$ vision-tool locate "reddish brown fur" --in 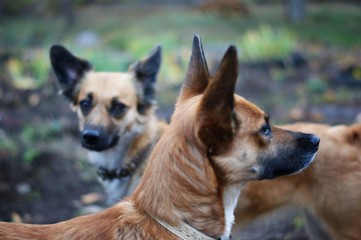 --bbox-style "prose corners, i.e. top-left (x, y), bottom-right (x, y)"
top-left (0, 201), bottom-right (174, 240)
top-left (50, 44), bottom-right (360, 240)
top-left (234, 123), bottom-right (361, 240)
